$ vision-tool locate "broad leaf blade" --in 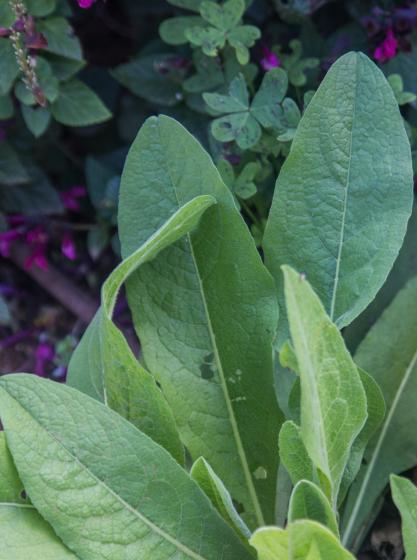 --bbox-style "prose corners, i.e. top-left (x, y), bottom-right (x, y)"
top-left (0, 375), bottom-right (254, 560)
top-left (342, 276), bottom-right (417, 550)
top-left (391, 475), bottom-right (417, 559)
top-left (279, 420), bottom-right (315, 486)
top-left (68, 196), bottom-right (216, 463)
top-left (118, 115), bottom-right (282, 526)
top-left (283, 266), bottom-right (367, 505)
top-left (264, 52), bottom-right (413, 345)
